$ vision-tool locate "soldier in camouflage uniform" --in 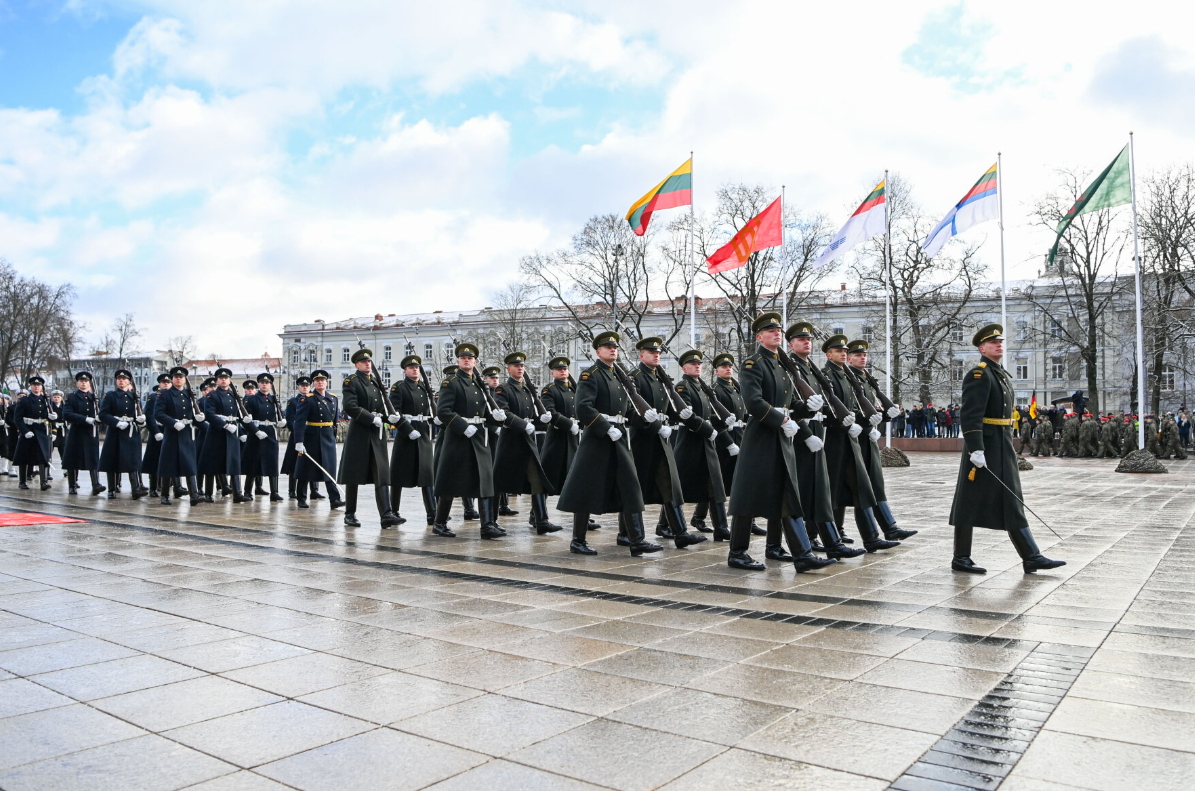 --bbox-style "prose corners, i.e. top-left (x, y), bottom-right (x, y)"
top-left (1032, 417), bottom-right (1053, 457)
top-left (1159, 417), bottom-right (1187, 460)
top-left (1120, 416), bottom-right (1139, 456)
top-left (1144, 417), bottom-right (1162, 457)
top-left (1058, 413), bottom-right (1081, 457)
top-left (1078, 413), bottom-right (1101, 457)
top-left (1018, 413), bottom-right (1033, 456)
top-left (1099, 415), bottom-right (1121, 458)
